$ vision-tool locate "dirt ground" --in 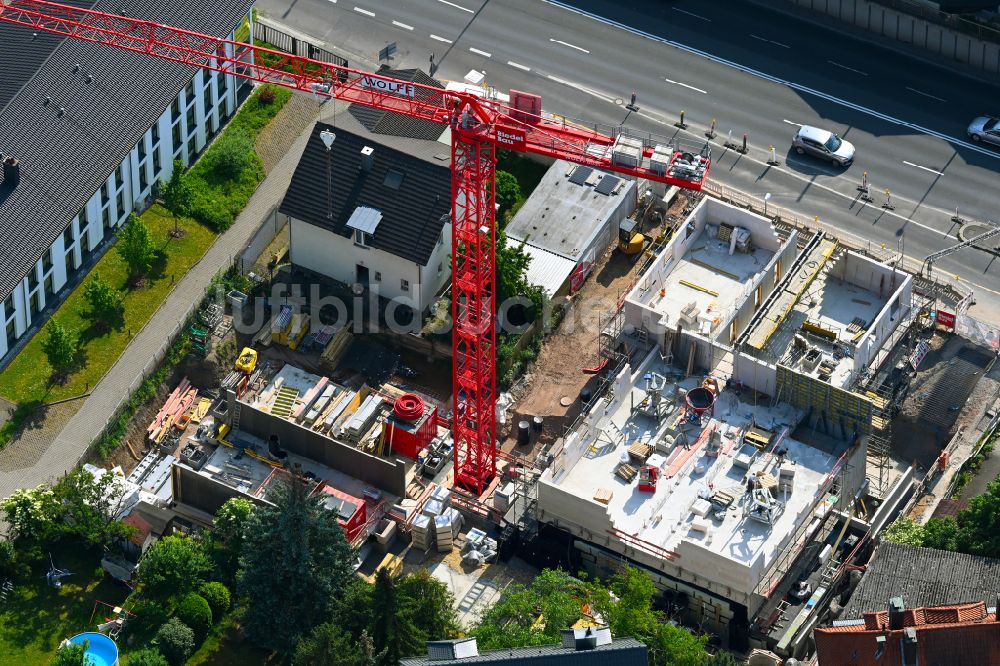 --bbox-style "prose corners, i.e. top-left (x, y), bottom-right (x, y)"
top-left (508, 193), bottom-right (693, 451)
top-left (892, 332), bottom-right (999, 469)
